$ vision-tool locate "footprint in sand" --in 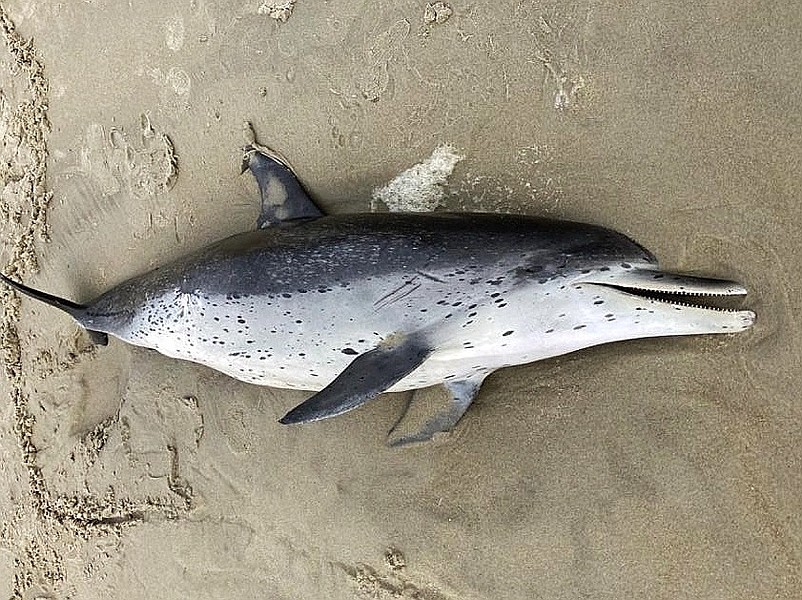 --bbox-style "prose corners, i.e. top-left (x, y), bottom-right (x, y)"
top-left (355, 19), bottom-right (411, 102)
